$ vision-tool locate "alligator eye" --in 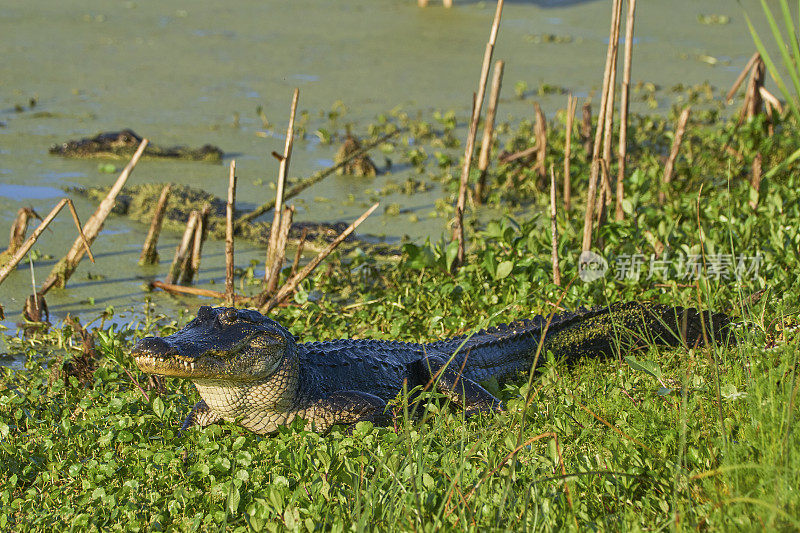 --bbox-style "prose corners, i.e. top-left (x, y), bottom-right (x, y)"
top-left (220, 308), bottom-right (239, 325)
